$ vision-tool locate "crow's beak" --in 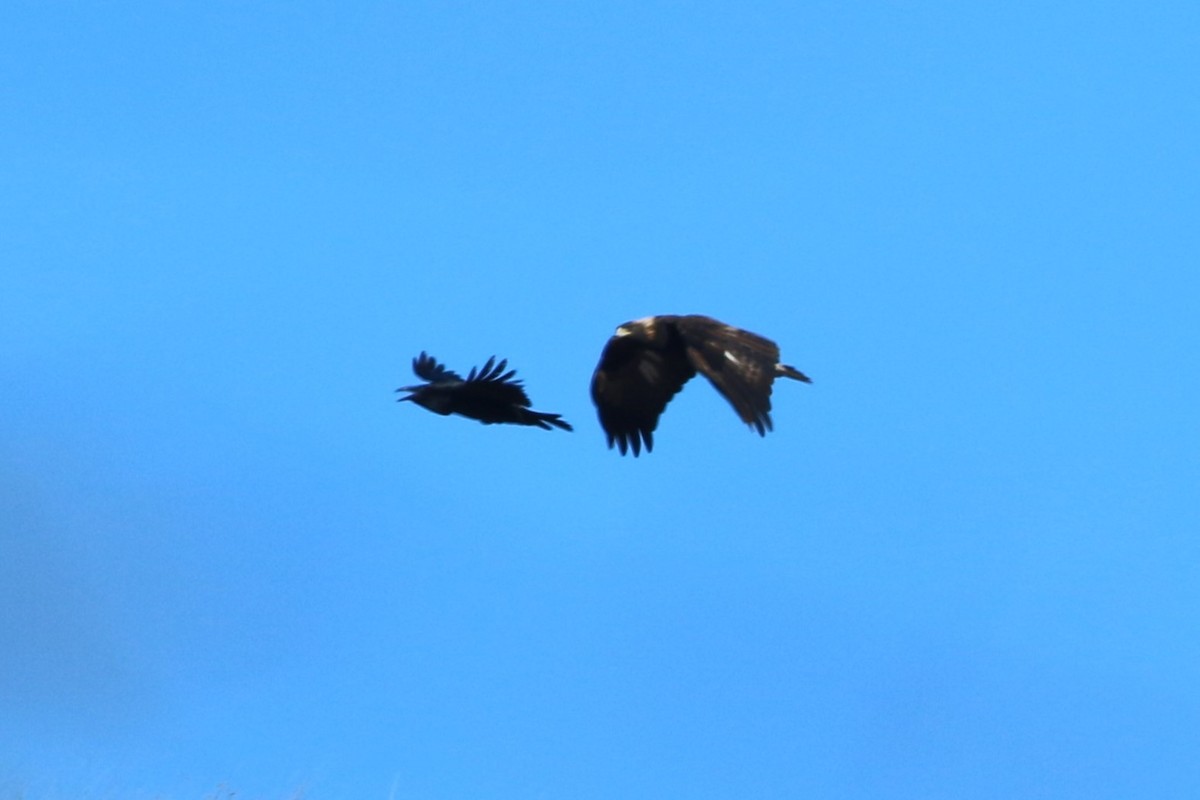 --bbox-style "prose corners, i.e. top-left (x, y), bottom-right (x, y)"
top-left (395, 386), bottom-right (418, 400)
